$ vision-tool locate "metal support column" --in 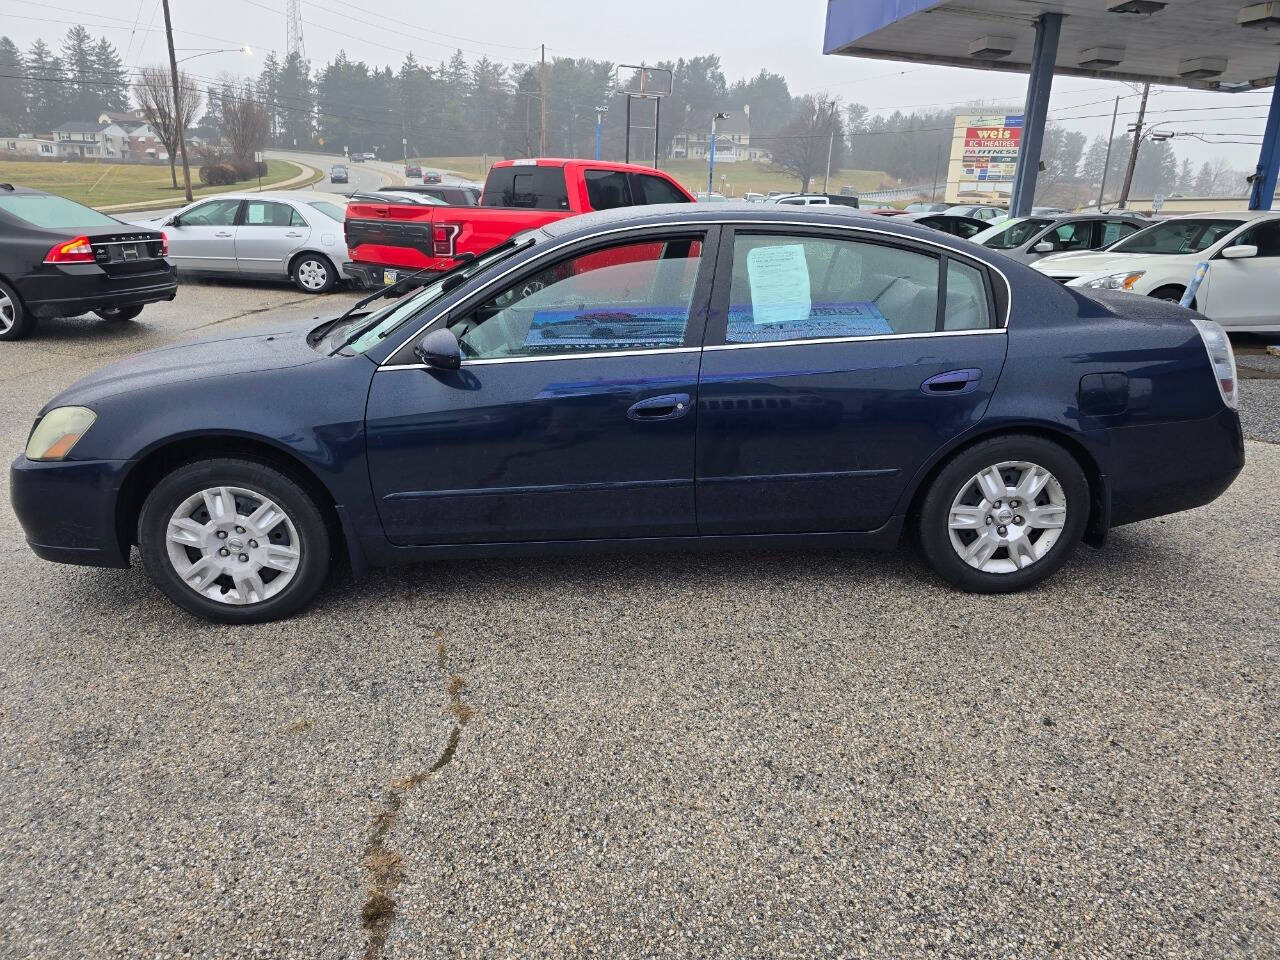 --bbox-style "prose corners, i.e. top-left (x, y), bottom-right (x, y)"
top-left (1009, 12), bottom-right (1061, 218)
top-left (1249, 62), bottom-right (1280, 211)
